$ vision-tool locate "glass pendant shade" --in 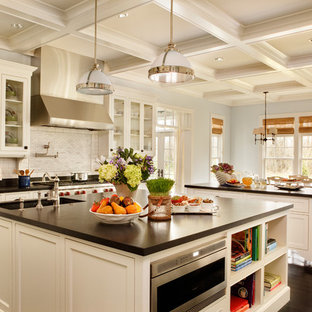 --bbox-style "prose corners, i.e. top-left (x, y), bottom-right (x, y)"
top-left (148, 48), bottom-right (194, 83)
top-left (76, 64), bottom-right (113, 95)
